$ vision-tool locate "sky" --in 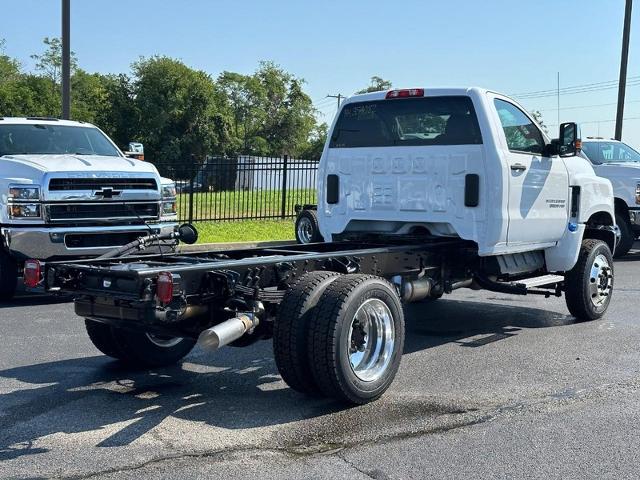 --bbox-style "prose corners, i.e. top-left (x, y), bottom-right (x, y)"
top-left (1, 0), bottom-right (639, 146)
